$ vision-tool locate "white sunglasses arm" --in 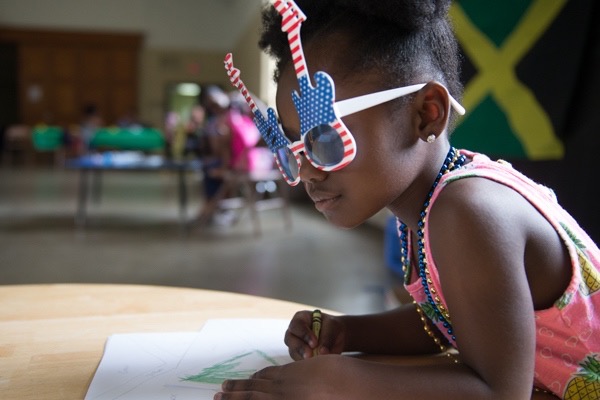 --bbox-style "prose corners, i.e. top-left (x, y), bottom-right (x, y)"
top-left (335, 83), bottom-right (465, 117)
top-left (335, 84), bottom-right (424, 117)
